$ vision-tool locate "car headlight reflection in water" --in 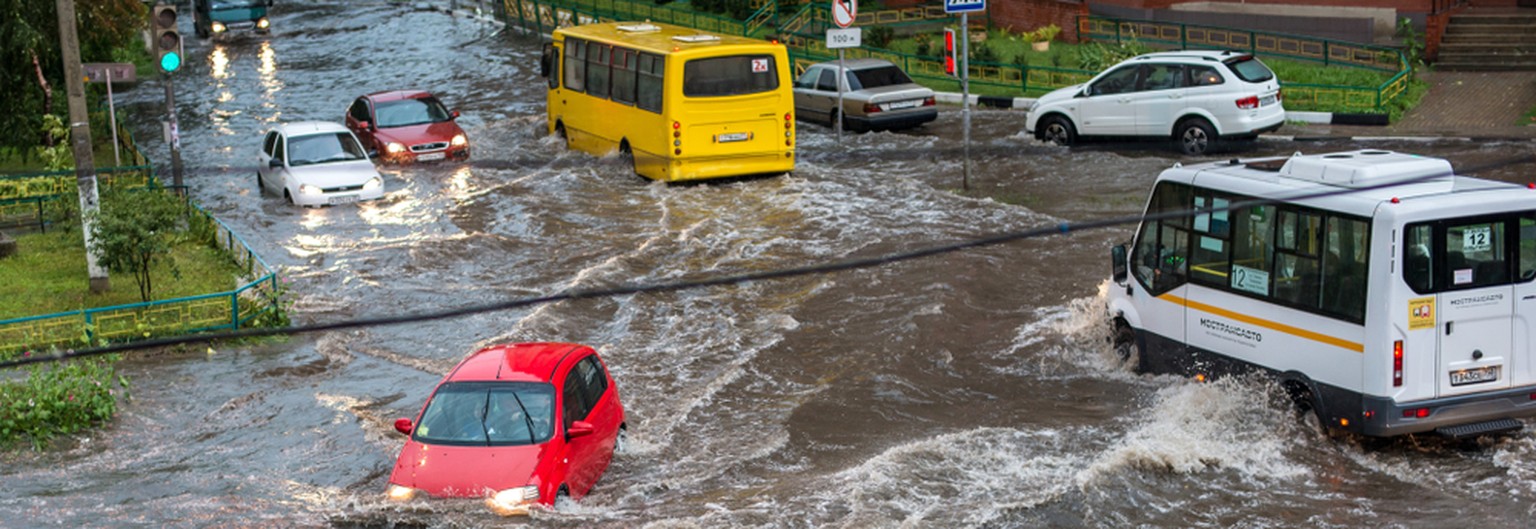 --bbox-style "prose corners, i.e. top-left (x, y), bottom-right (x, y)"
top-left (485, 485), bottom-right (541, 516)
